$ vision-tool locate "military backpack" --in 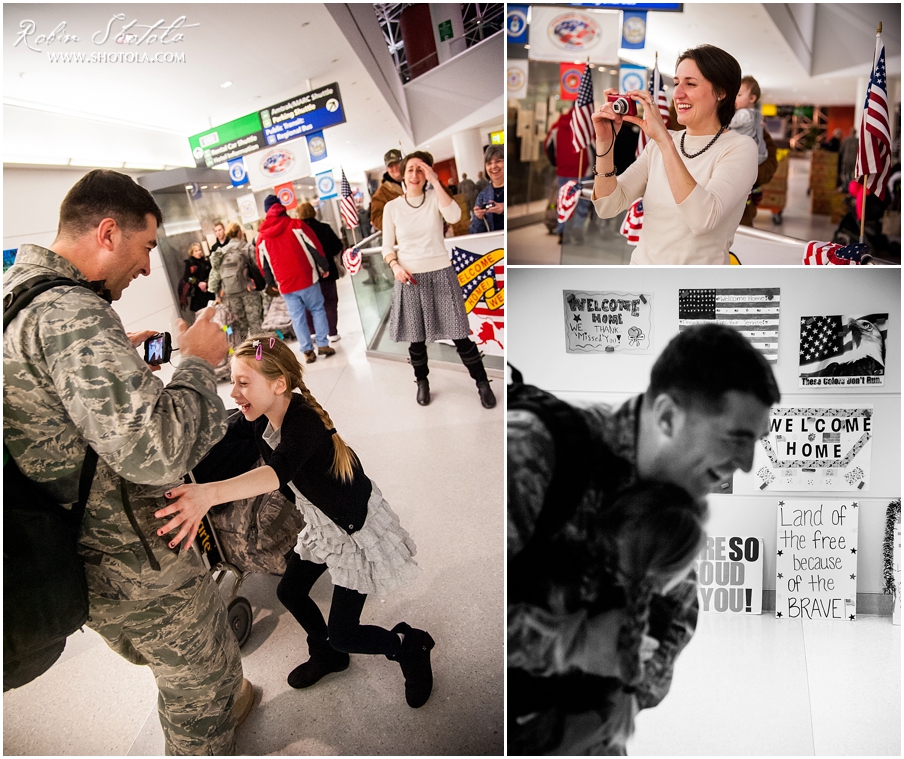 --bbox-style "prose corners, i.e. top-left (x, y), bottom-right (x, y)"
top-left (3, 276), bottom-right (98, 691)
